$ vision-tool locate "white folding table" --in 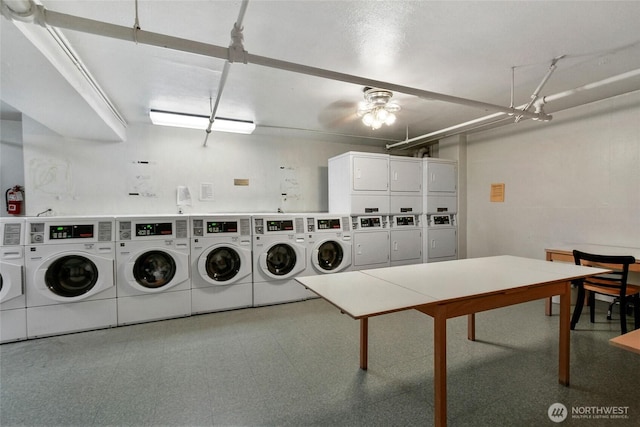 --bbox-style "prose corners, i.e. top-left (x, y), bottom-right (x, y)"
top-left (296, 255), bottom-right (609, 427)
